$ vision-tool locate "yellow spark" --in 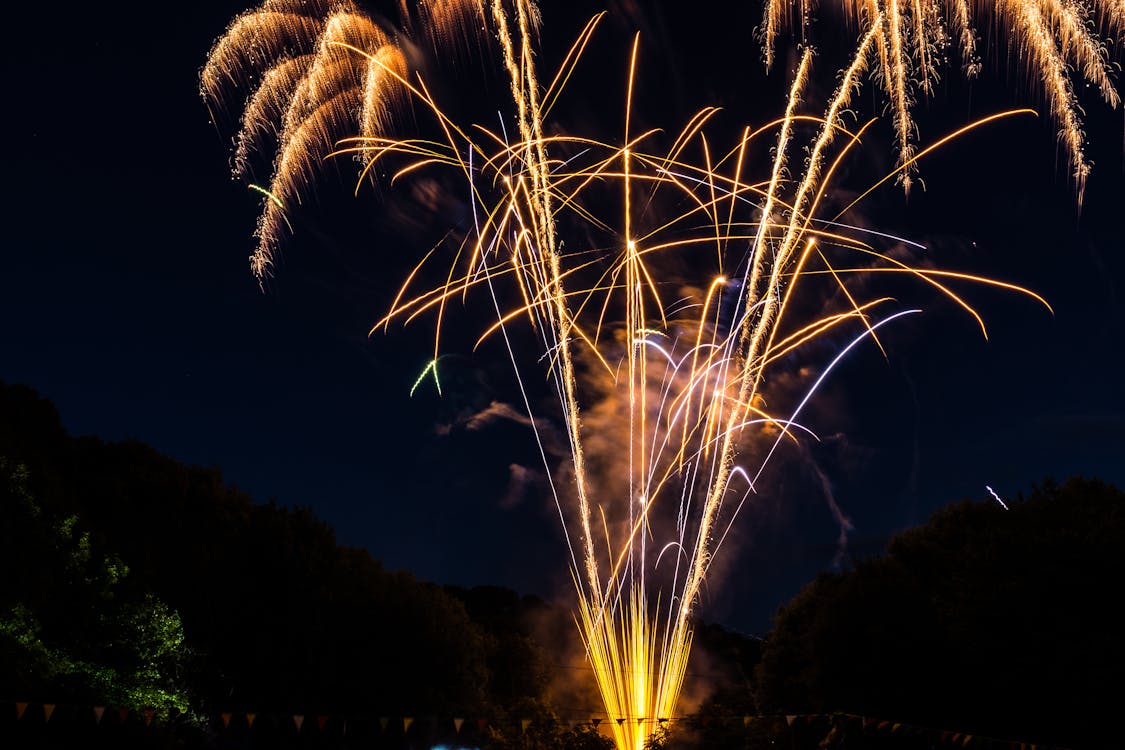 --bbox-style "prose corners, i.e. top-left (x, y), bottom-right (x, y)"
top-left (248, 184), bottom-right (284, 210)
